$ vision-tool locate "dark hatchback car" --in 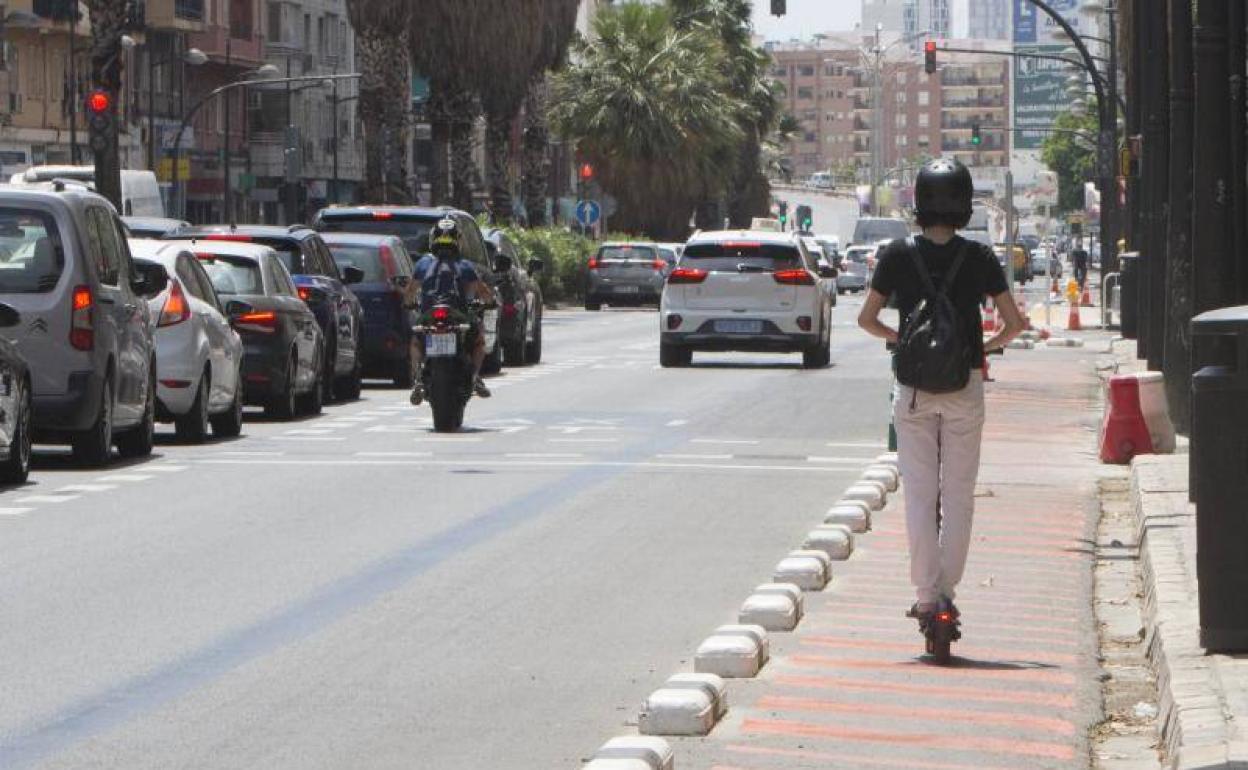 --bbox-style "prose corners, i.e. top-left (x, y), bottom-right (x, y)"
top-left (484, 228), bottom-right (543, 365)
top-left (0, 302), bottom-right (32, 483)
top-left (312, 205), bottom-right (504, 373)
top-left (170, 225), bottom-right (365, 401)
top-left (321, 233), bottom-right (419, 387)
top-left (182, 240), bottom-right (324, 418)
